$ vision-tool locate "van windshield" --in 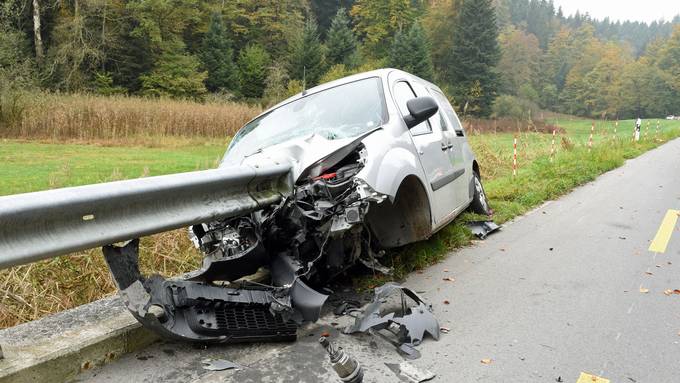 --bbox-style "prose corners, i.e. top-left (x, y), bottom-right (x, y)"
top-left (227, 77), bottom-right (387, 157)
